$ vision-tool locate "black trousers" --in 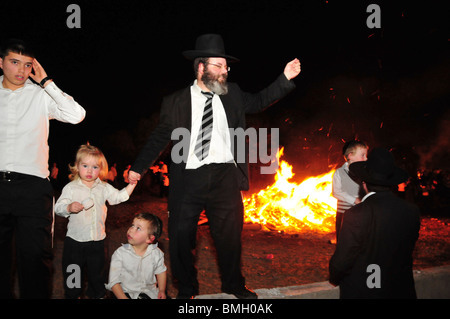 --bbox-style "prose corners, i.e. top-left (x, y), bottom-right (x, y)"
top-left (62, 237), bottom-right (107, 299)
top-left (169, 163), bottom-right (245, 296)
top-left (335, 212), bottom-right (344, 242)
top-left (0, 173), bottom-right (54, 299)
